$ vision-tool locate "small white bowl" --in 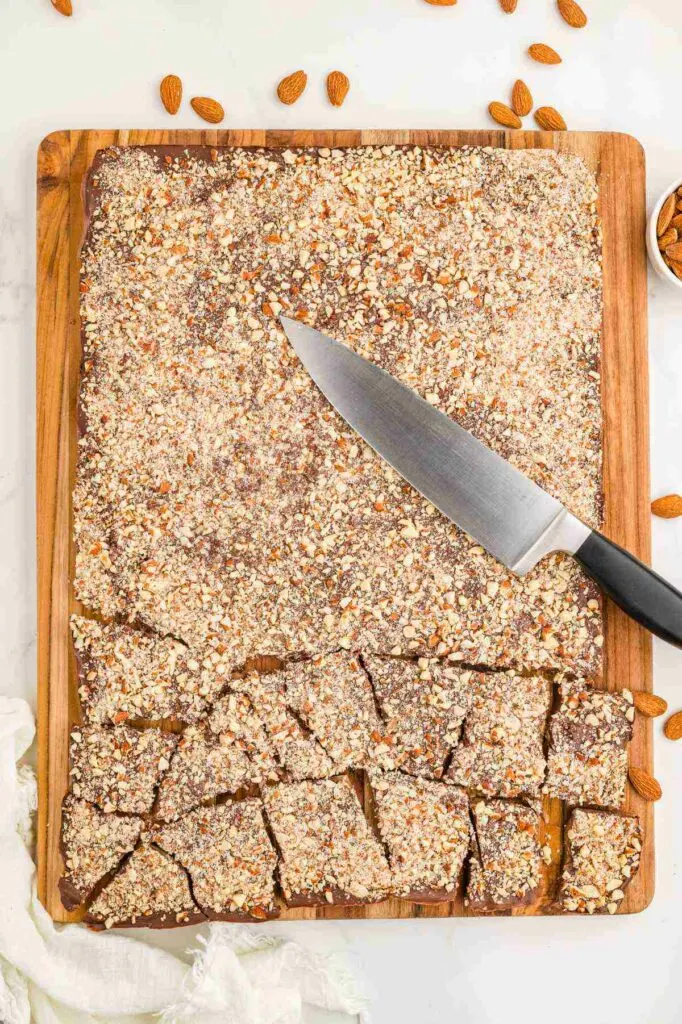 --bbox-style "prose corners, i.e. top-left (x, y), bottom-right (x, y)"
top-left (647, 176), bottom-right (682, 290)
